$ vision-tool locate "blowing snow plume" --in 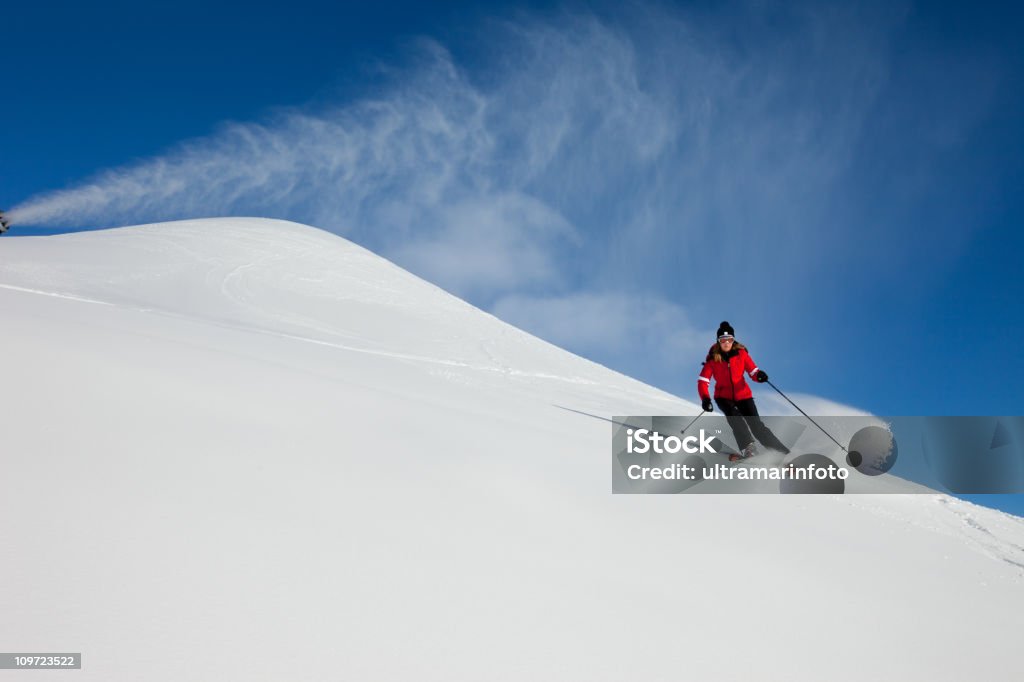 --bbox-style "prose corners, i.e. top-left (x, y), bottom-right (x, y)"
top-left (9, 5), bottom-right (910, 281)
top-left (13, 2), bottom-right (985, 390)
